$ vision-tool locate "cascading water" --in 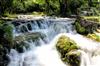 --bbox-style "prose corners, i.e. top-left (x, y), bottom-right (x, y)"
top-left (8, 17), bottom-right (100, 66)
